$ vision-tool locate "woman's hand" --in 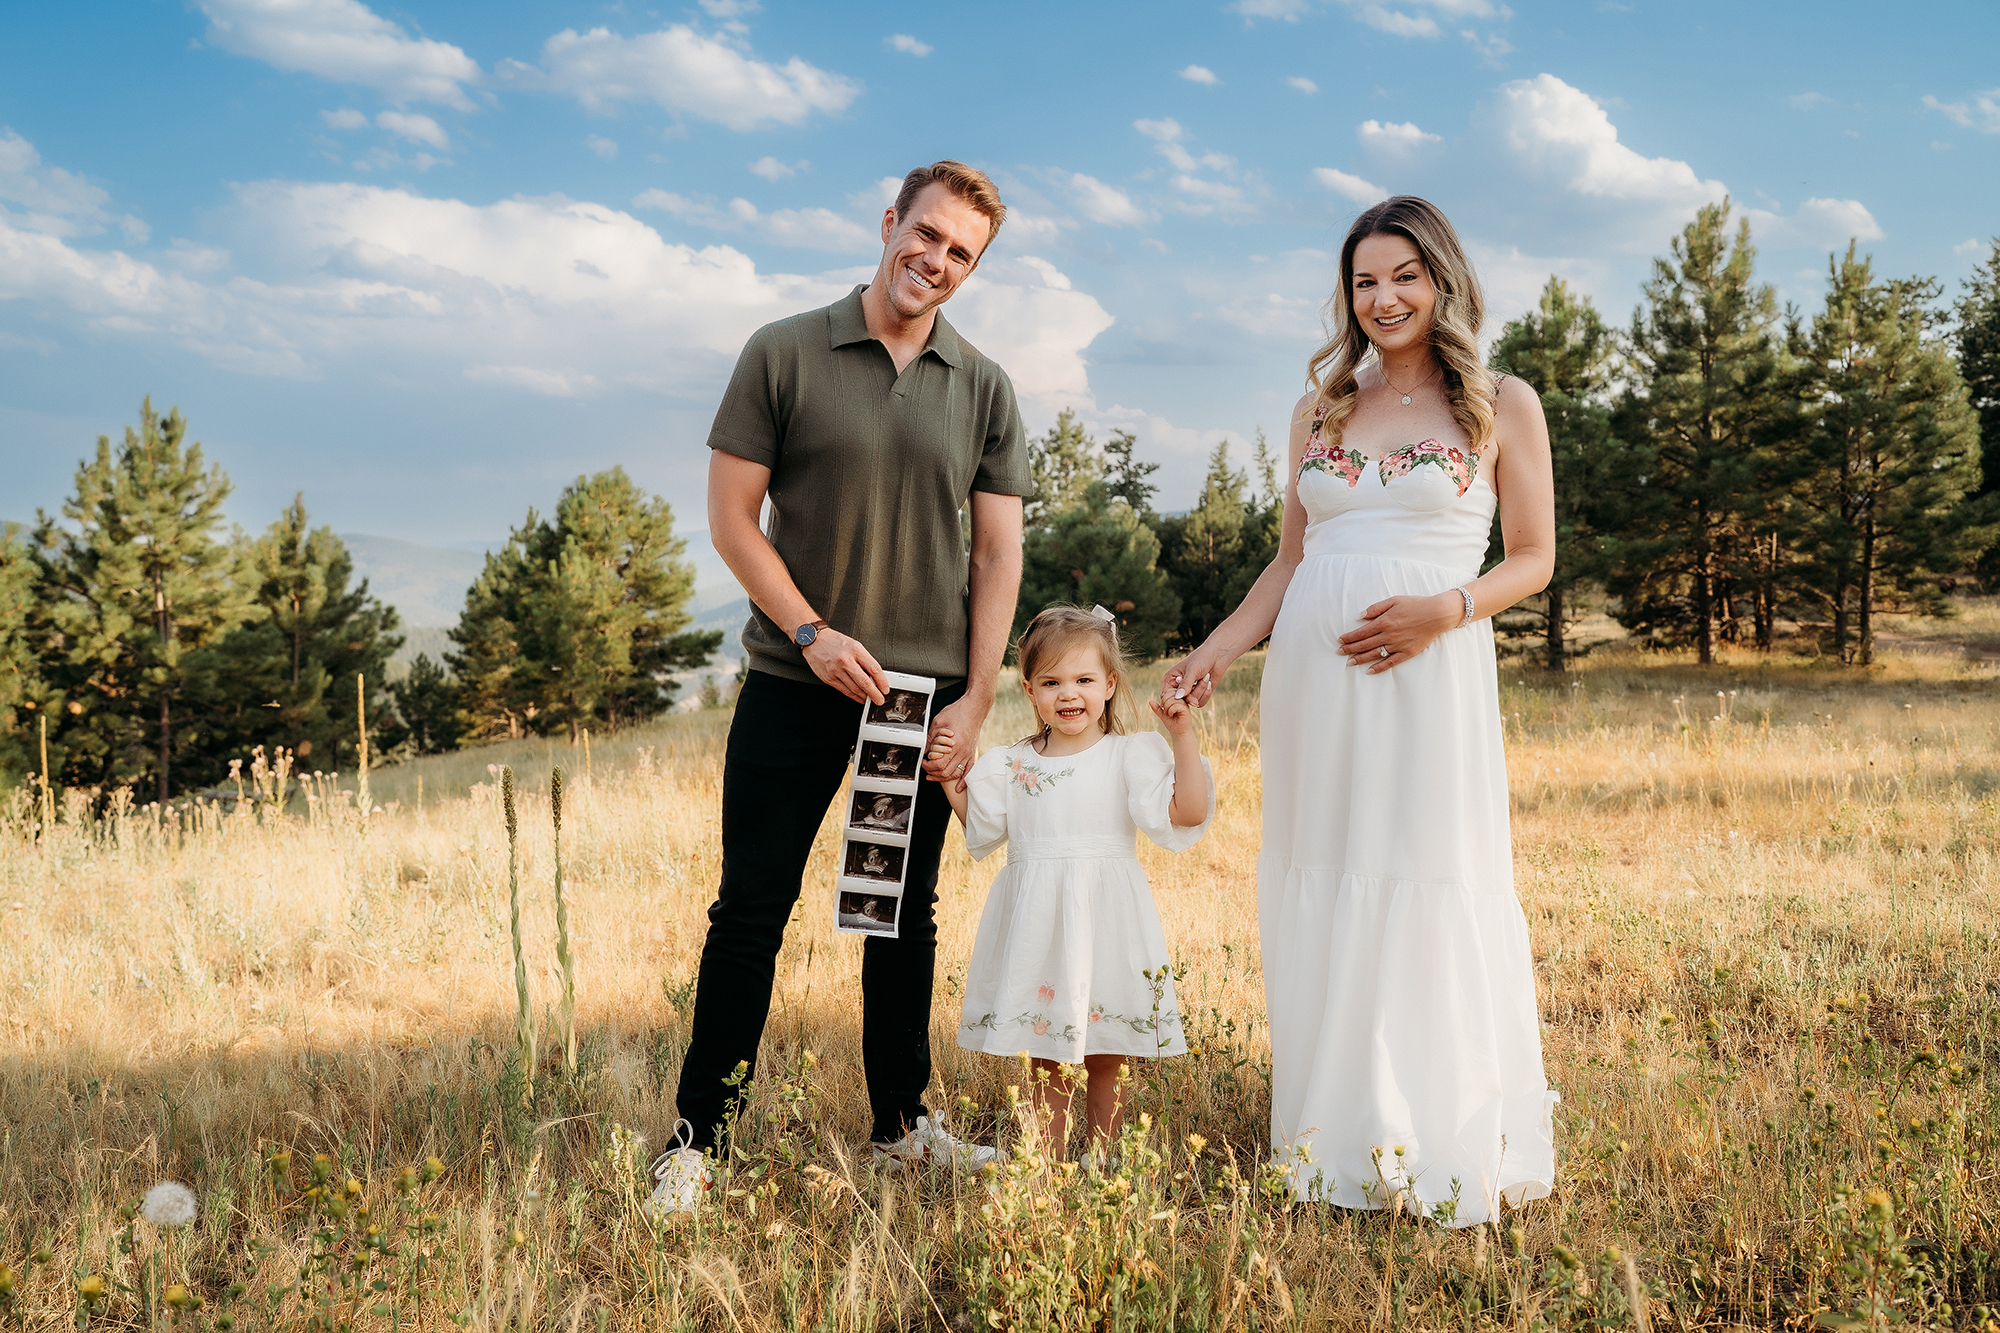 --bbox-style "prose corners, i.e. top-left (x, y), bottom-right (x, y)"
top-left (1162, 645), bottom-right (1228, 709)
top-left (1337, 592), bottom-right (1462, 673)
